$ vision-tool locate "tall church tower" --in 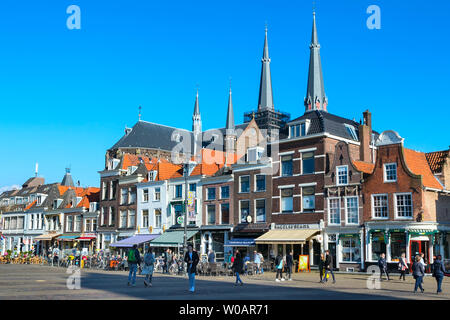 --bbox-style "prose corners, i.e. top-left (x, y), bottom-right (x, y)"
top-left (192, 90), bottom-right (202, 157)
top-left (244, 27), bottom-right (290, 133)
top-left (304, 12), bottom-right (328, 112)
